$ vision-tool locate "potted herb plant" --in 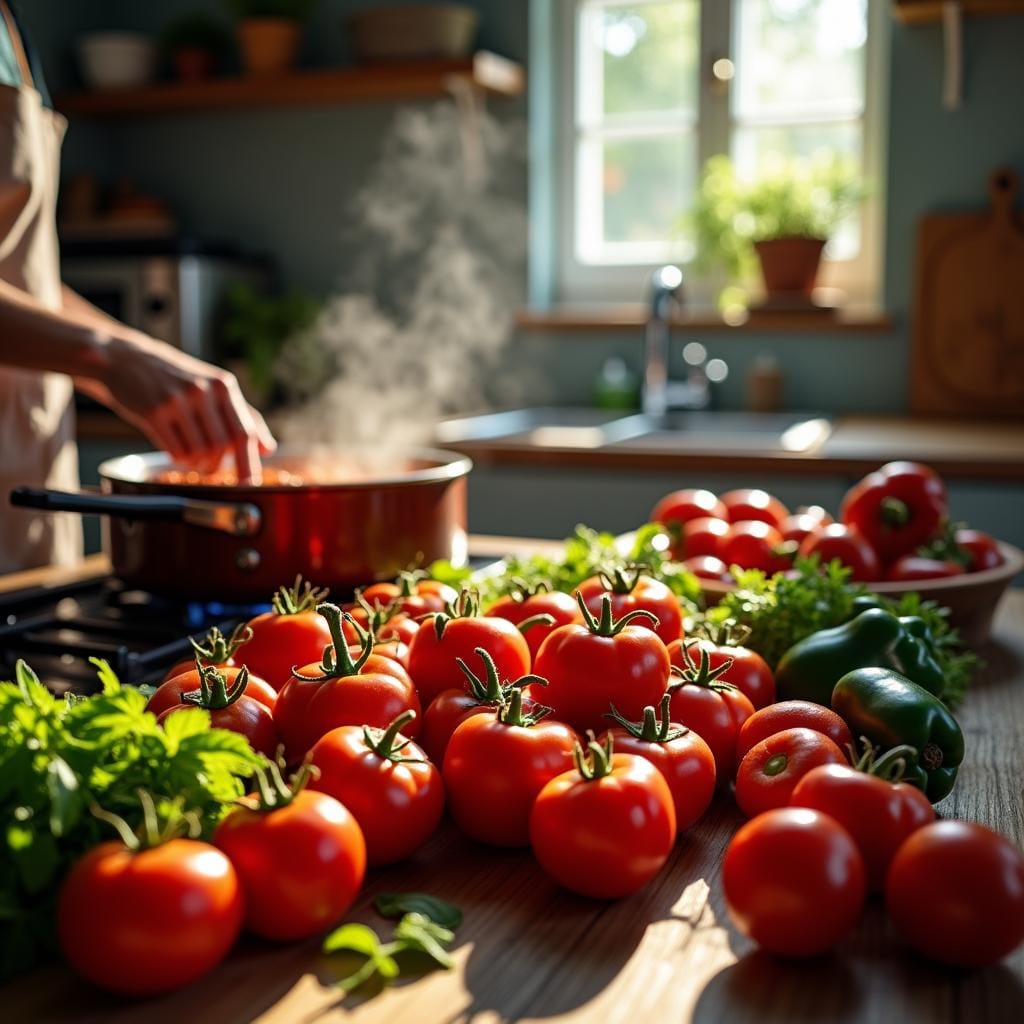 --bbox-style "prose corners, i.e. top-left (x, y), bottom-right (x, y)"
top-left (161, 13), bottom-right (231, 82)
top-left (691, 154), bottom-right (864, 304)
top-left (228, 0), bottom-right (315, 76)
